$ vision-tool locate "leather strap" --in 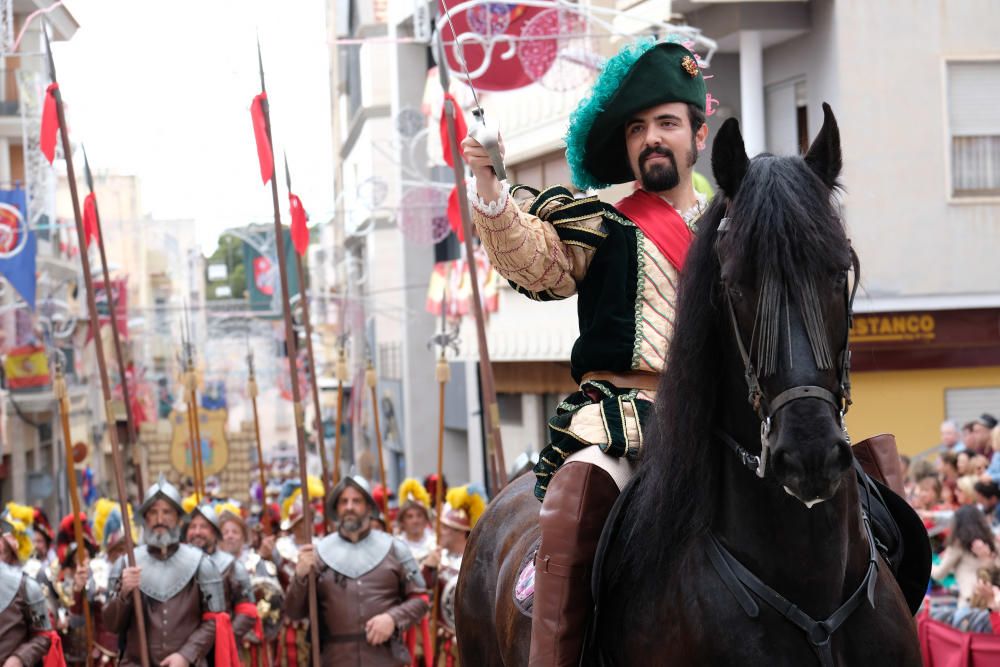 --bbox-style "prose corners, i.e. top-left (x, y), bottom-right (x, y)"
top-left (330, 632), bottom-right (367, 644)
top-left (581, 371), bottom-right (660, 392)
top-left (768, 385), bottom-right (841, 414)
top-left (706, 510), bottom-right (879, 667)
